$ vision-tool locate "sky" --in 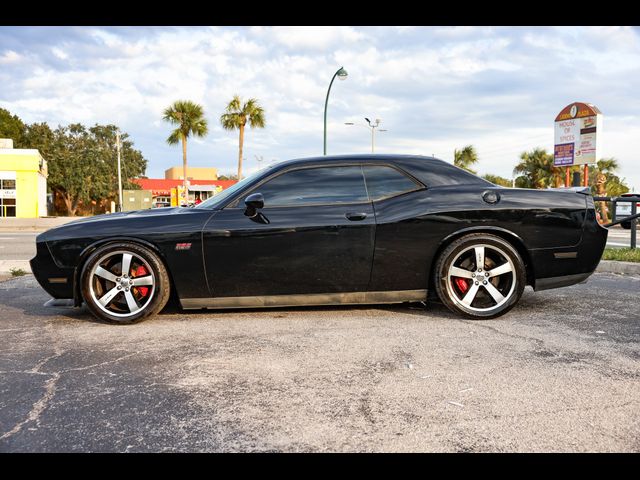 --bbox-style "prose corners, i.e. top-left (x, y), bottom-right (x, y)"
top-left (1, 26), bottom-right (639, 190)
